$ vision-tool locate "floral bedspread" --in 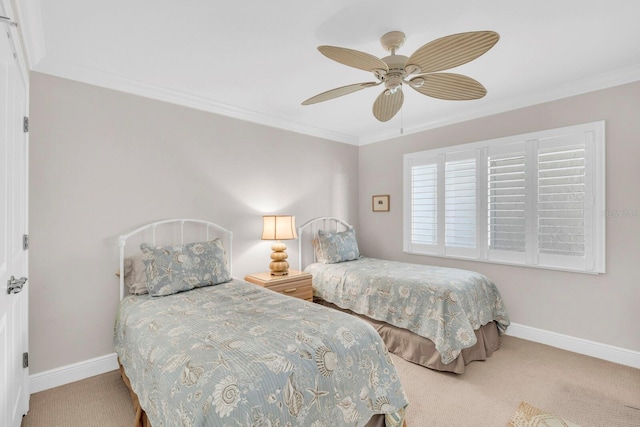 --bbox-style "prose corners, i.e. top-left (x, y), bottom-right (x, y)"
top-left (114, 279), bottom-right (408, 427)
top-left (305, 257), bottom-right (510, 364)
